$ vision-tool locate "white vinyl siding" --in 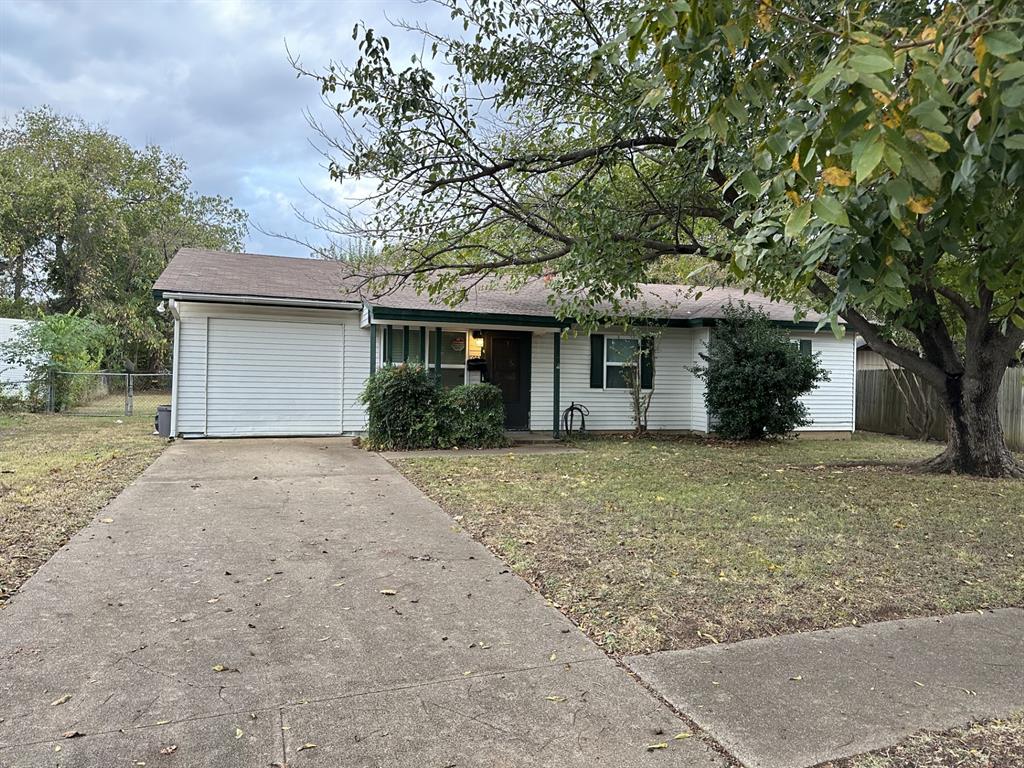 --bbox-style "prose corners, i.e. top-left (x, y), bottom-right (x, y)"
top-left (791, 332), bottom-right (856, 431)
top-left (173, 302), bottom-right (368, 437)
top-left (530, 327), bottom-right (705, 432)
top-left (528, 326), bottom-right (854, 434)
